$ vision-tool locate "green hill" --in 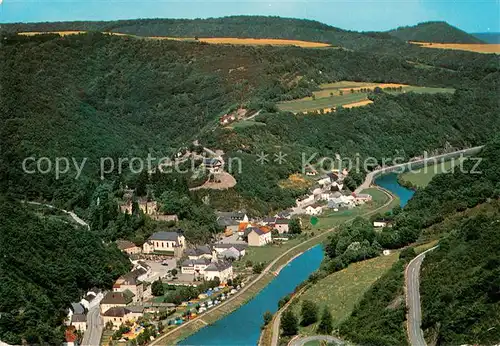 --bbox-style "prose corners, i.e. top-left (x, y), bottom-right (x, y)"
top-left (0, 196), bottom-right (131, 344)
top-left (340, 137), bottom-right (500, 345)
top-left (388, 21), bottom-right (484, 43)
